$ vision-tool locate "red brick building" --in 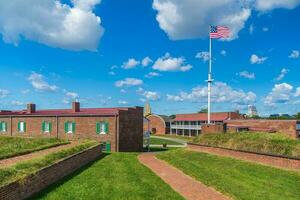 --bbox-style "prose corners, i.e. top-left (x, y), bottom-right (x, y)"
top-left (170, 112), bottom-right (243, 136)
top-left (0, 102), bottom-right (143, 152)
top-left (225, 119), bottom-right (300, 139)
top-left (143, 114), bottom-right (171, 135)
